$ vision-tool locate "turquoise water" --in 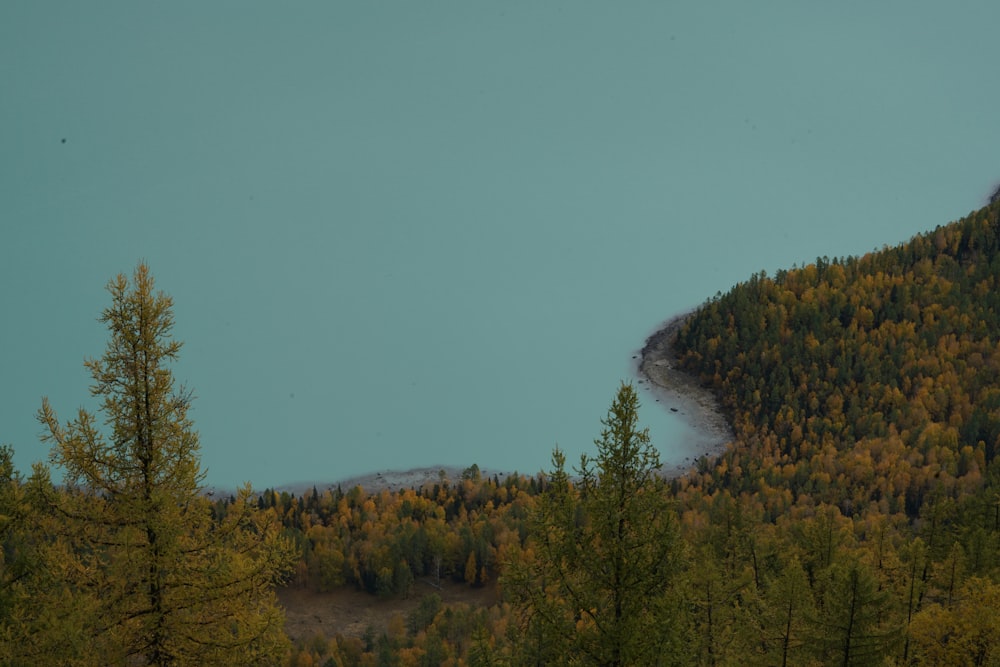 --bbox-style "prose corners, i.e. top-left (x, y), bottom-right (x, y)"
top-left (3, 3), bottom-right (998, 489)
